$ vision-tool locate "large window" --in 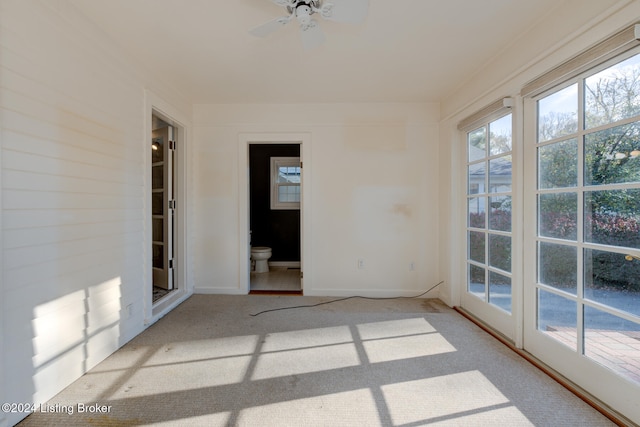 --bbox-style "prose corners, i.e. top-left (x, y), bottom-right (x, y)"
top-left (534, 51), bottom-right (640, 384)
top-left (466, 113), bottom-right (513, 313)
